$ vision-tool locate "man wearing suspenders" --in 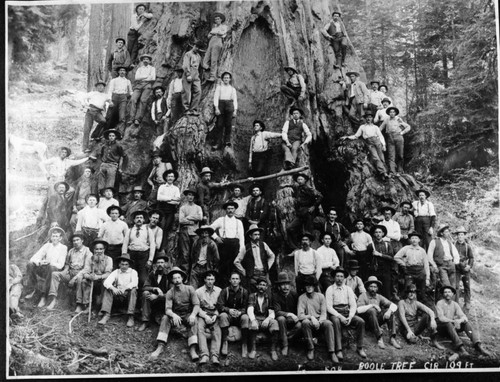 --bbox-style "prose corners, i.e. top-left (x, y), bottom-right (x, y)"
top-left (412, 189), bottom-right (436, 250)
